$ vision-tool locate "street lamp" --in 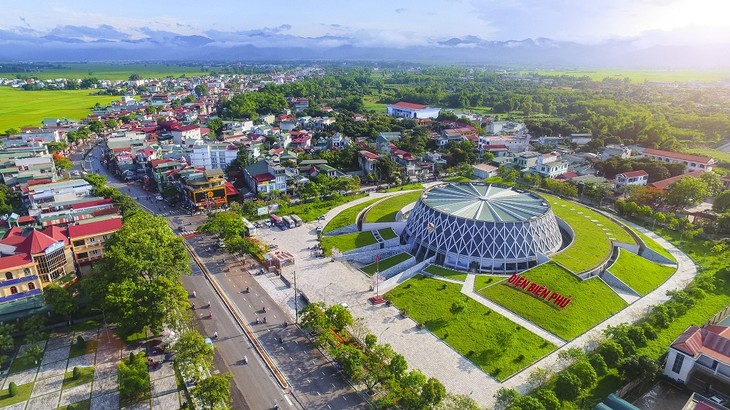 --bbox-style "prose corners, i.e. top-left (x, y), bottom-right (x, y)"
top-left (91, 307), bottom-right (110, 342)
top-left (323, 282), bottom-right (334, 306)
top-left (379, 326), bottom-right (390, 343)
